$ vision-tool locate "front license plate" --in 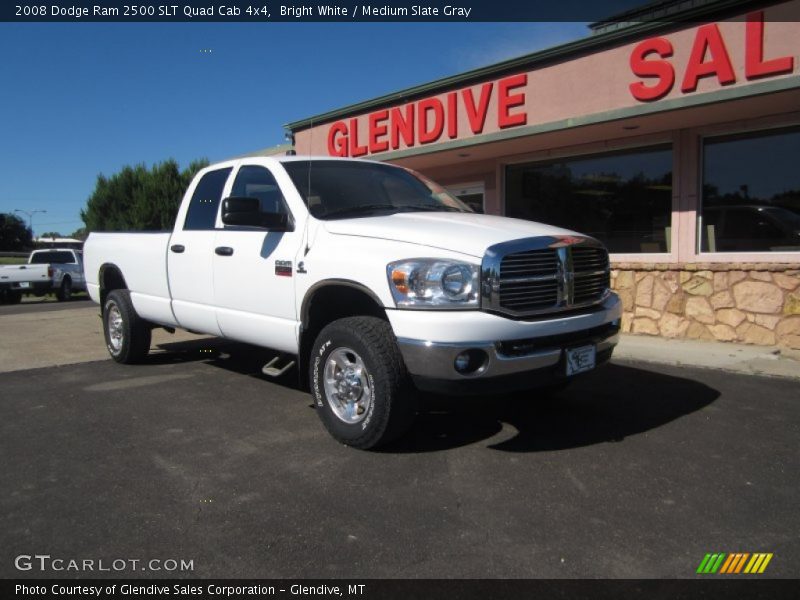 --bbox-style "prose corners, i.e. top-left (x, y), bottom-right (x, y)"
top-left (565, 345), bottom-right (596, 376)
top-left (18, 282), bottom-right (30, 289)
